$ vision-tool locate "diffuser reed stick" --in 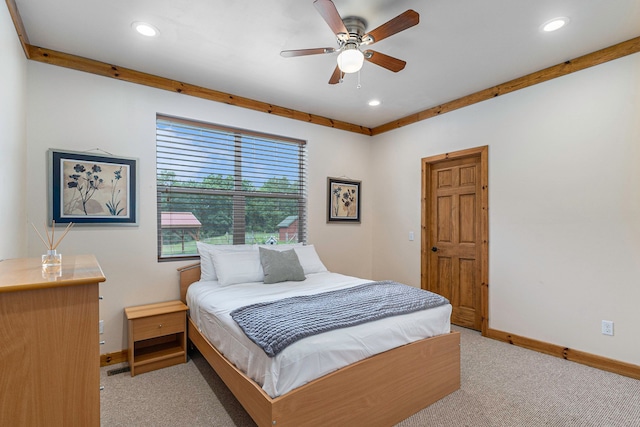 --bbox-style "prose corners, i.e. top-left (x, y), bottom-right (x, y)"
top-left (31, 221), bottom-right (74, 250)
top-left (31, 223), bottom-right (50, 250)
top-left (53, 222), bottom-right (74, 249)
